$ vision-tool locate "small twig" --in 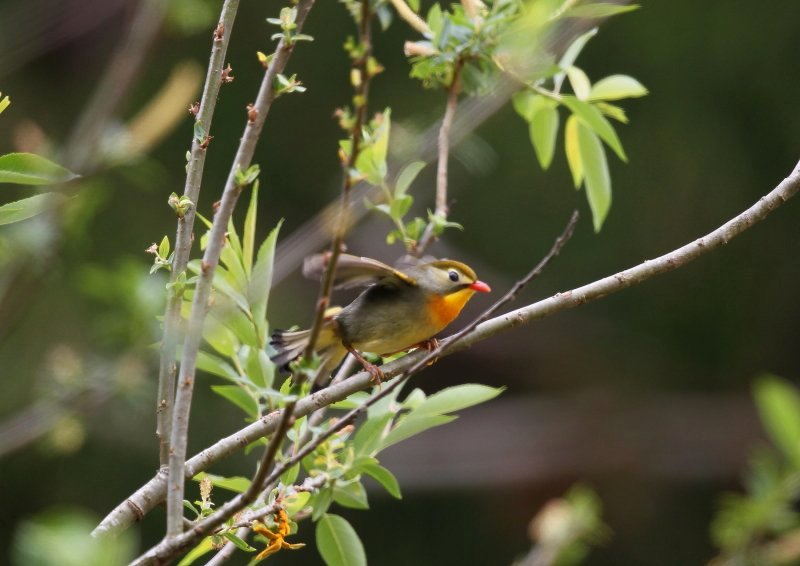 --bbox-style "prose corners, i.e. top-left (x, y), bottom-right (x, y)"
top-left (389, 0), bottom-right (430, 34)
top-left (234, 474), bottom-right (329, 528)
top-left (304, 0), bottom-right (374, 360)
top-left (417, 59), bottom-right (464, 254)
top-left (165, 0), bottom-right (316, 538)
top-left (157, 0), bottom-right (240, 470)
top-left (94, 159), bottom-right (800, 538)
